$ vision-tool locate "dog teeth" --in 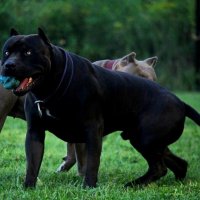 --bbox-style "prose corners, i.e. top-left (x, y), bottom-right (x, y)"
top-left (28, 77), bottom-right (33, 84)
